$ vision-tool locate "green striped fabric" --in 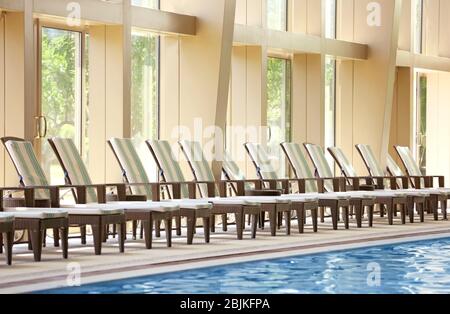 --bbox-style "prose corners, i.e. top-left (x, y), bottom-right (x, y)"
top-left (245, 143), bottom-right (281, 182)
top-left (303, 144), bottom-right (334, 192)
top-left (355, 144), bottom-right (385, 177)
top-left (328, 147), bottom-right (358, 178)
top-left (395, 146), bottom-right (425, 188)
top-left (108, 138), bottom-right (153, 199)
top-left (147, 140), bottom-right (189, 199)
top-left (5, 141), bottom-right (50, 200)
top-left (52, 138), bottom-right (97, 203)
top-left (280, 142), bottom-right (317, 193)
top-left (179, 140), bottom-right (218, 198)
top-left (386, 155), bottom-right (406, 188)
top-left (222, 151), bottom-right (253, 190)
